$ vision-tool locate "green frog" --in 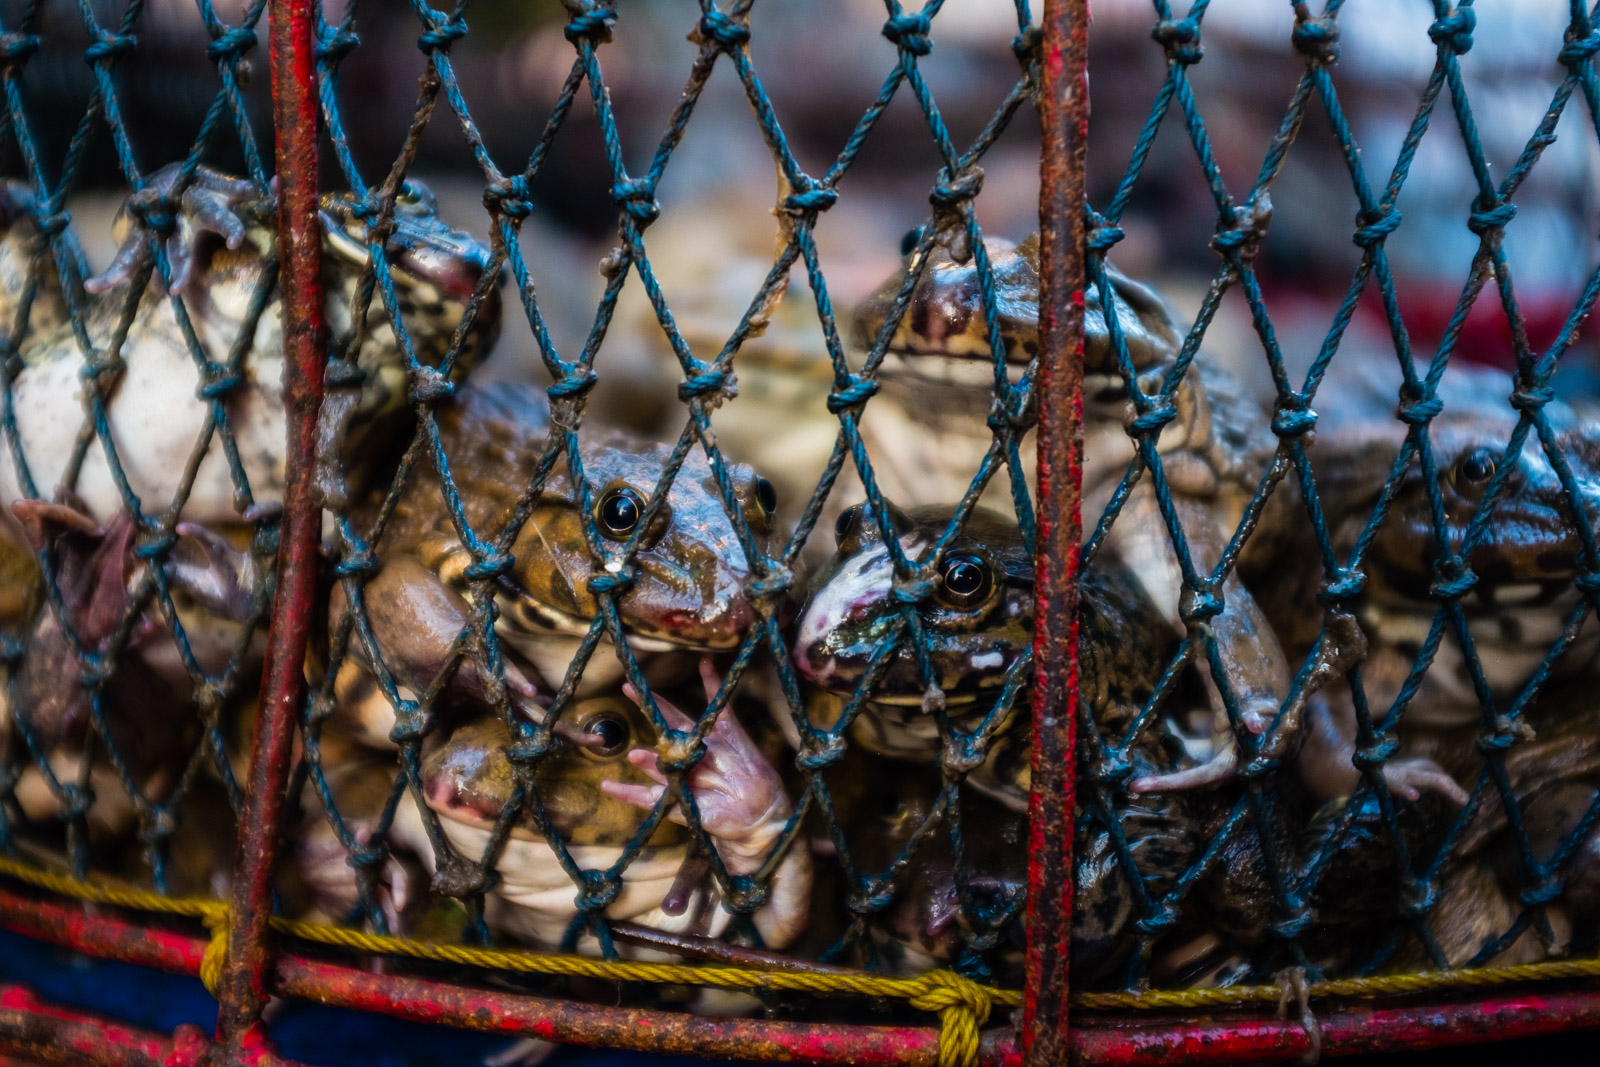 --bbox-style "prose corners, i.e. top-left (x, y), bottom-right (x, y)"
top-left (0, 164), bottom-right (501, 528)
top-left (419, 677), bottom-right (809, 952)
top-left (850, 234), bottom-right (1293, 793)
top-left (327, 381), bottom-right (783, 747)
top-left (793, 501), bottom-right (1206, 809)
